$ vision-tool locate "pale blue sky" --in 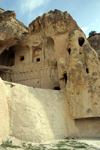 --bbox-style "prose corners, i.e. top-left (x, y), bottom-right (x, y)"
top-left (0, 0), bottom-right (100, 37)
